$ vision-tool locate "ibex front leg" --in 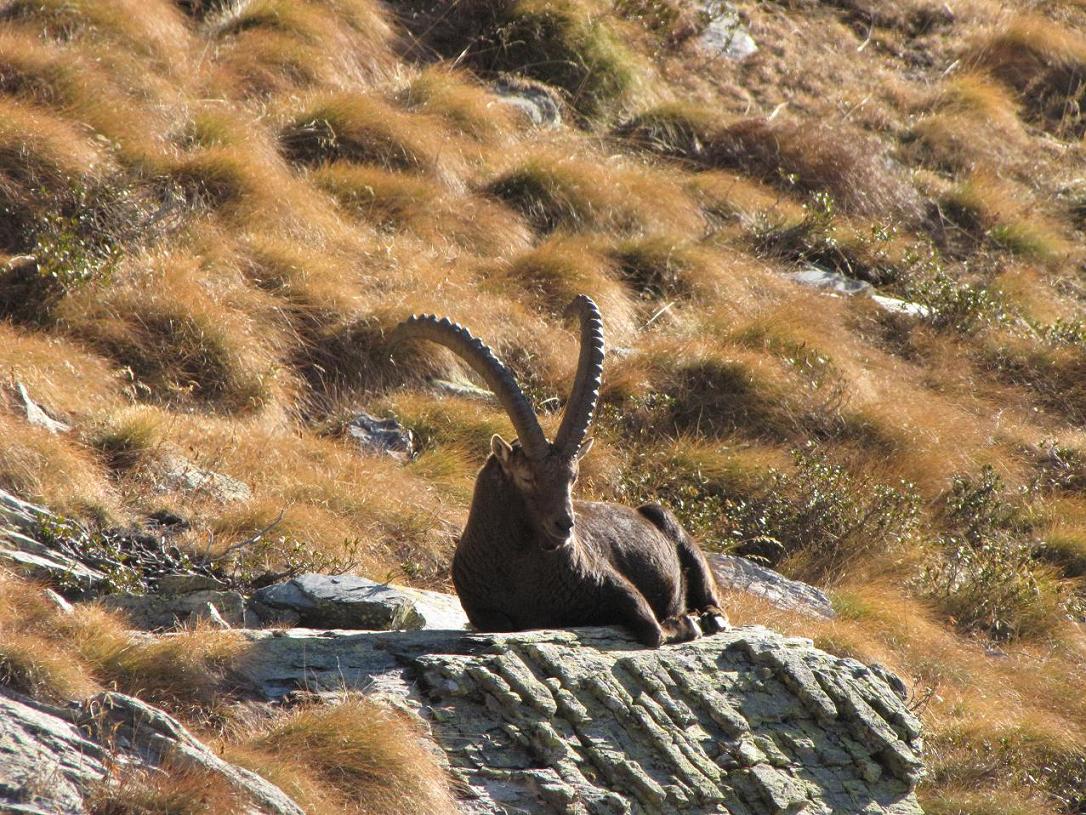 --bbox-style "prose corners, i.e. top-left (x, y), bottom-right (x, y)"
top-left (602, 575), bottom-right (700, 648)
